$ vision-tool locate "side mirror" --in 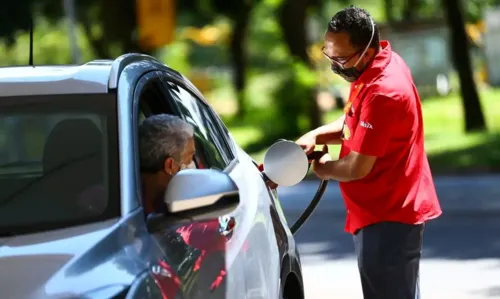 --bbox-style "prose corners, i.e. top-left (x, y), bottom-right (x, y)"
top-left (263, 140), bottom-right (309, 186)
top-left (147, 169), bottom-right (239, 232)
